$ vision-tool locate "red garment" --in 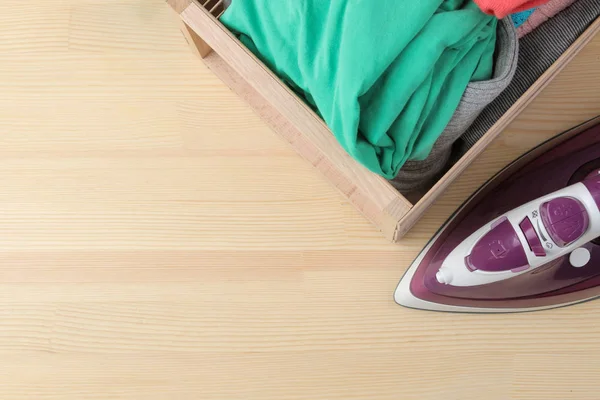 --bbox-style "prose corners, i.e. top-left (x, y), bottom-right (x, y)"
top-left (474, 0), bottom-right (550, 18)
